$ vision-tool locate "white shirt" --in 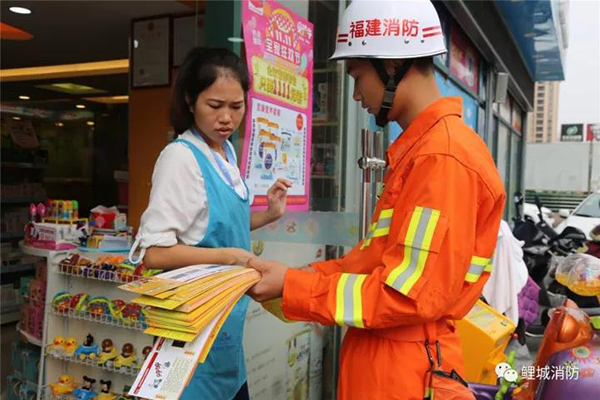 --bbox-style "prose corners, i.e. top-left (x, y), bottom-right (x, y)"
top-left (129, 130), bottom-right (250, 263)
top-left (482, 220), bottom-right (529, 324)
